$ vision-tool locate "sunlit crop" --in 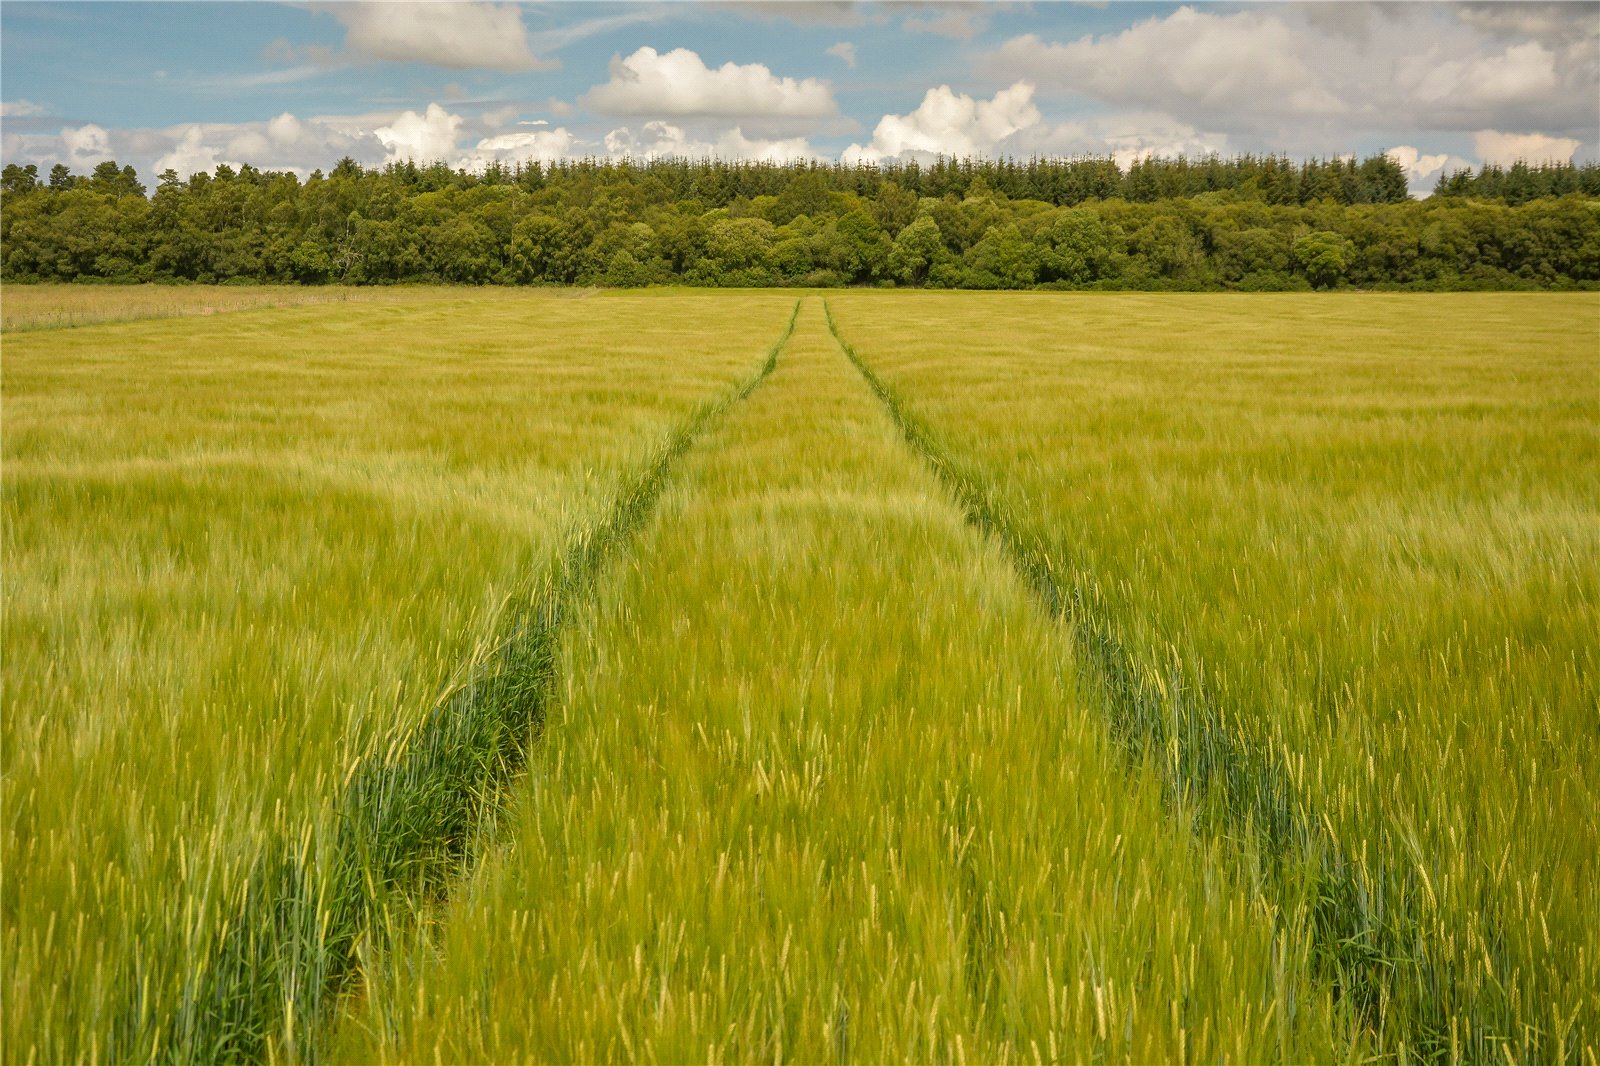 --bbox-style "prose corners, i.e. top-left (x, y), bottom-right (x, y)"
top-left (825, 290), bottom-right (1600, 1063)
top-left (2, 287), bottom-right (795, 1061)
top-left (5, 287), bottom-right (1594, 1063)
